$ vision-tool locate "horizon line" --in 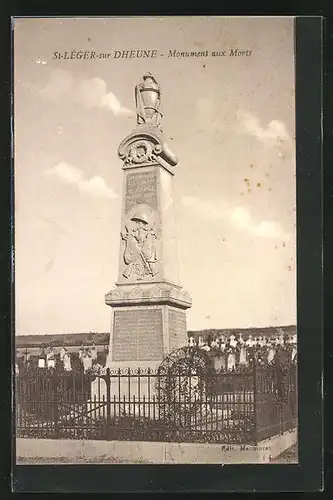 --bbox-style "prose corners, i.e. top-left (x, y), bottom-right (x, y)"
top-left (15, 324), bottom-right (297, 337)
